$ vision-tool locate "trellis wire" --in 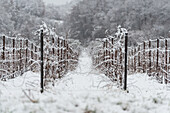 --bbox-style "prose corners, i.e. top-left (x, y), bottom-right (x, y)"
top-left (0, 36), bottom-right (40, 80)
top-left (128, 38), bottom-right (170, 84)
top-left (0, 34), bottom-right (79, 85)
top-left (91, 30), bottom-right (127, 88)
